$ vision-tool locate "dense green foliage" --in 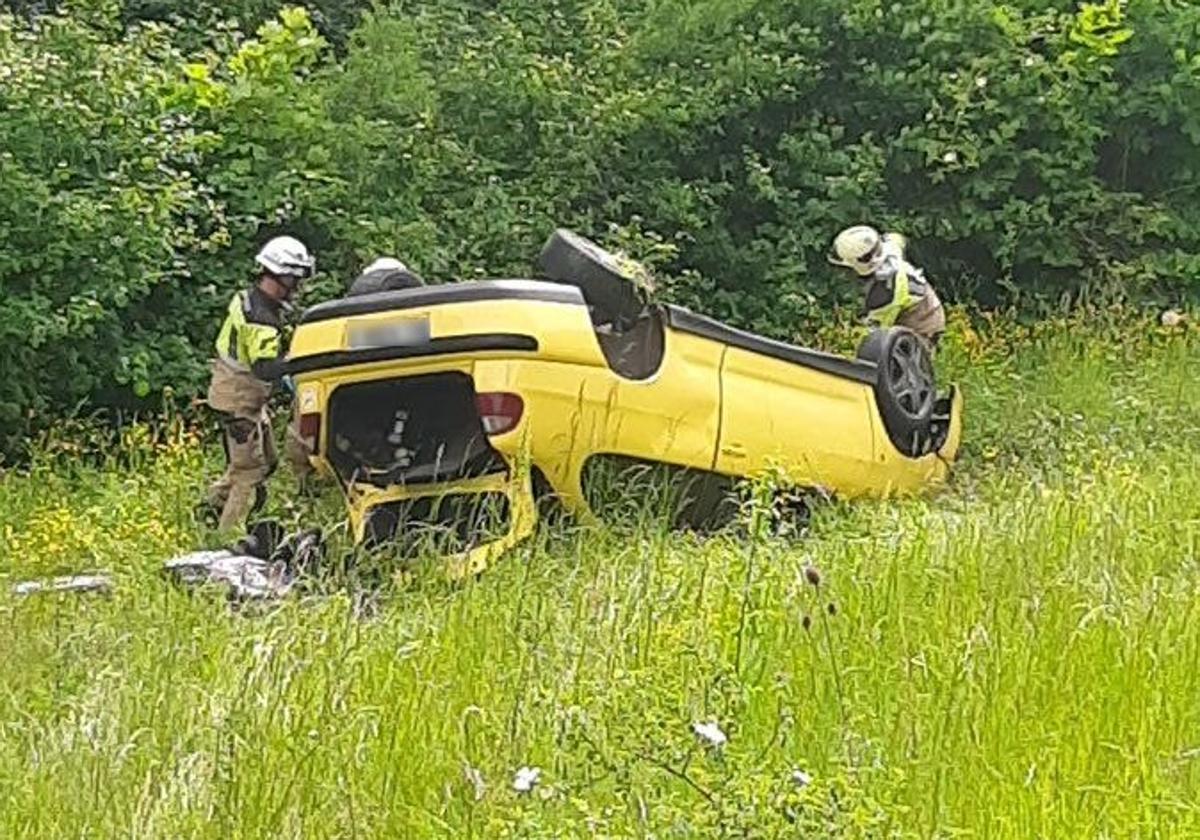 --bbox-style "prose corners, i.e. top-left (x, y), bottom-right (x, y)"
top-left (1, 0), bottom-right (1198, 446)
top-left (2, 317), bottom-right (1199, 836)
